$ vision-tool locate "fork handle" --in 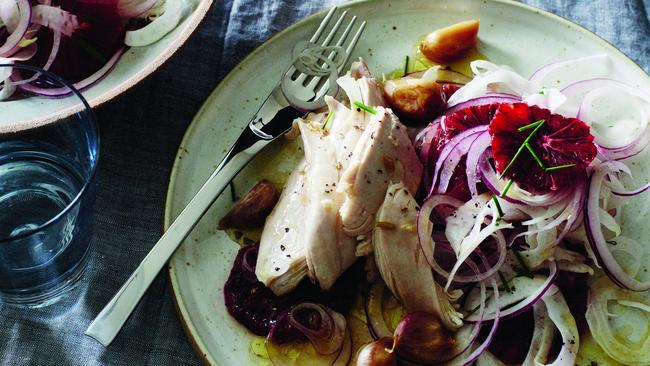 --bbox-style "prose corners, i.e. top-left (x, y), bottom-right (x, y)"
top-left (85, 136), bottom-right (269, 346)
top-left (86, 96), bottom-right (304, 346)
